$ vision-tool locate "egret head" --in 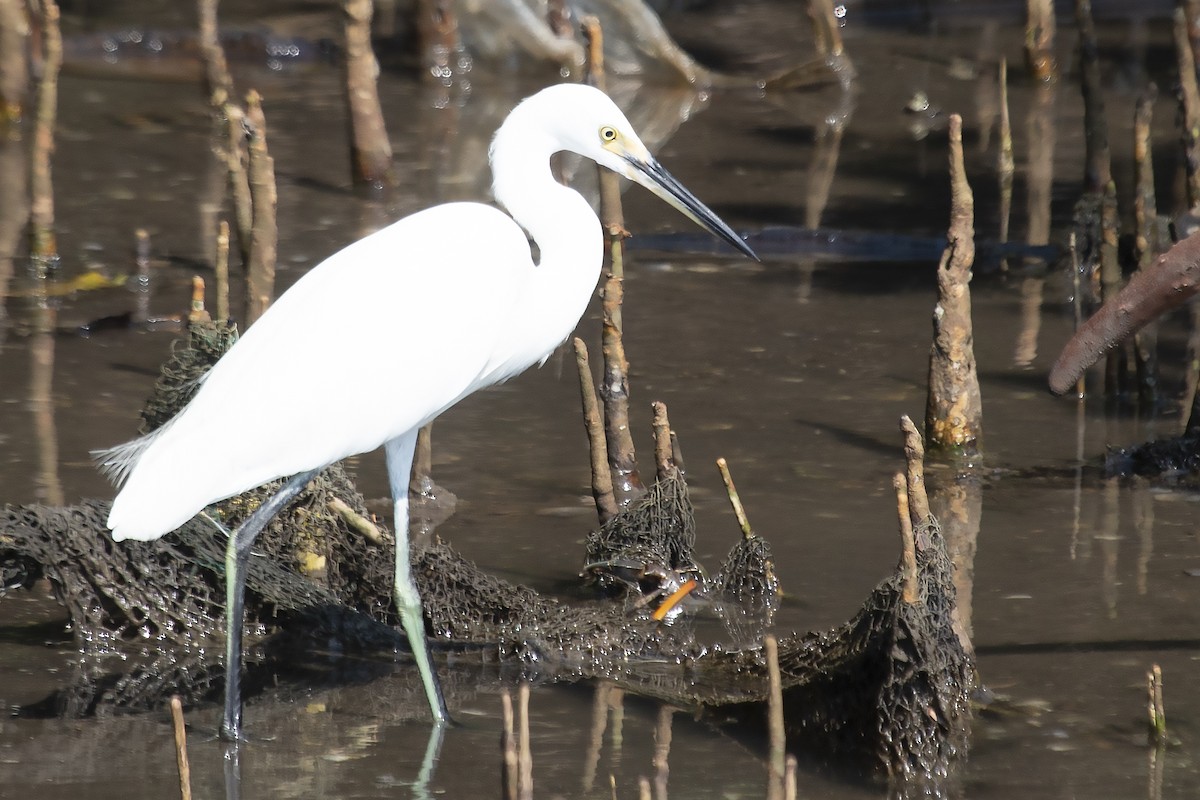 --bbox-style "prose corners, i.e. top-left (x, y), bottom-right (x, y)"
top-left (519, 84), bottom-right (758, 260)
